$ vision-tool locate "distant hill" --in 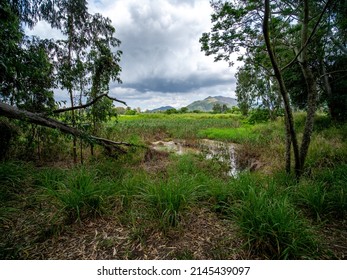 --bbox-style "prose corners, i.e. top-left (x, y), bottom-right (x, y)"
top-left (148, 106), bottom-right (175, 112)
top-left (187, 96), bottom-right (238, 112)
